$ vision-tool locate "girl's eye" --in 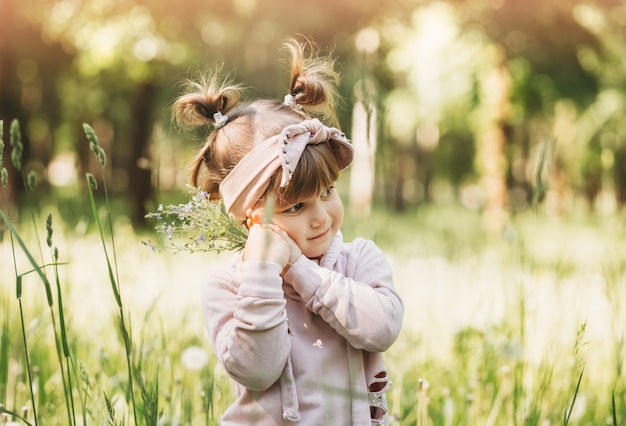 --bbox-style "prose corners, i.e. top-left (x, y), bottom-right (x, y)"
top-left (284, 202), bottom-right (304, 213)
top-left (321, 186), bottom-right (335, 198)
